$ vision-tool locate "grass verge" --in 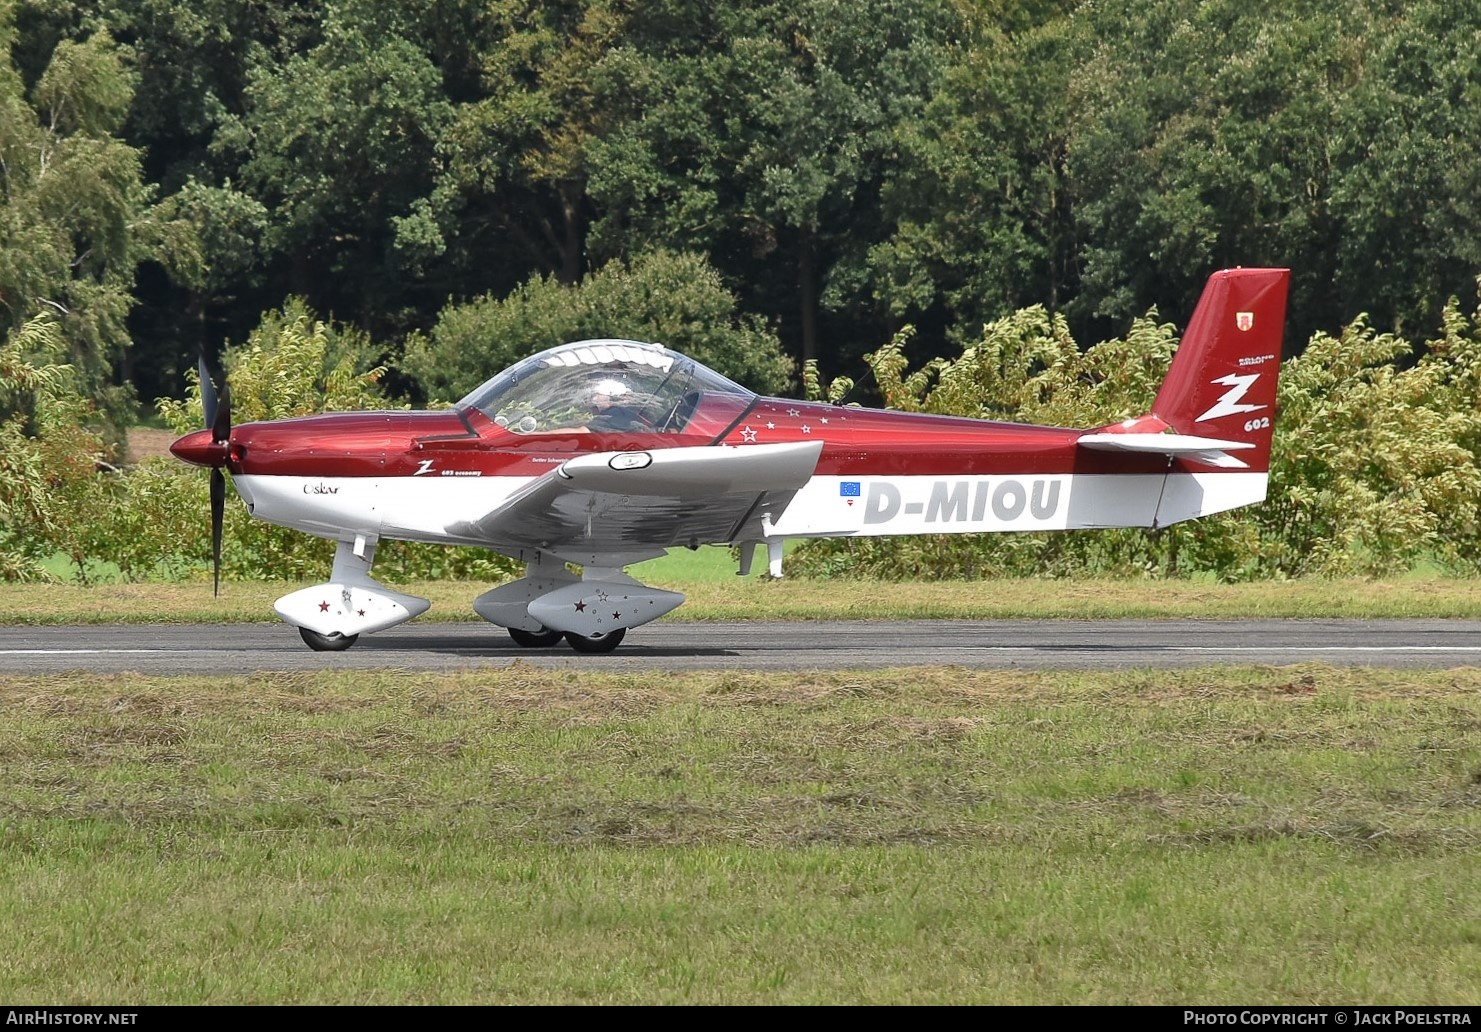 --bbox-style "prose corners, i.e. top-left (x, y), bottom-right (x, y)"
top-left (1, 665), bottom-right (1478, 1003)
top-left (11, 570), bottom-right (1481, 624)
